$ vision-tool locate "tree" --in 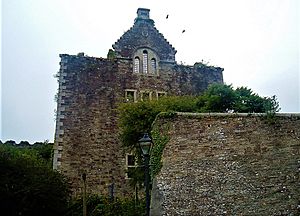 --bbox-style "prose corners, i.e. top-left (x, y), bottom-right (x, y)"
top-left (19, 140), bottom-right (31, 147)
top-left (118, 96), bottom-right (198, 187)
top-left (196, 84), bottom-right (280, 113)
top-left (118, 96), bottom-right (198, 149)
top-left (233, 87), bottom-right (279, 113)
top-left (4, 140), bottom-right (16, 146)
top-left (0, 144), bottom-right (70, 216)
top-left (31, 141), bottom-right (53, 165)
top-left (196, 84), bottom-right (236, 112)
